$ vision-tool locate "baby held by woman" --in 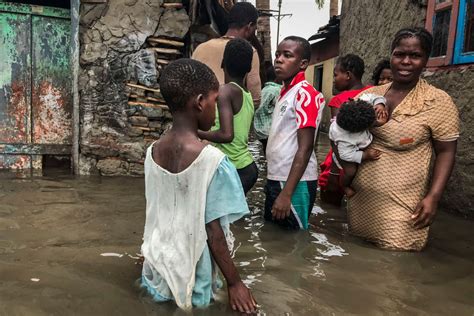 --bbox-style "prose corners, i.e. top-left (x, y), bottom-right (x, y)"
top-left (329, 93), bottom-right (388, 197)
